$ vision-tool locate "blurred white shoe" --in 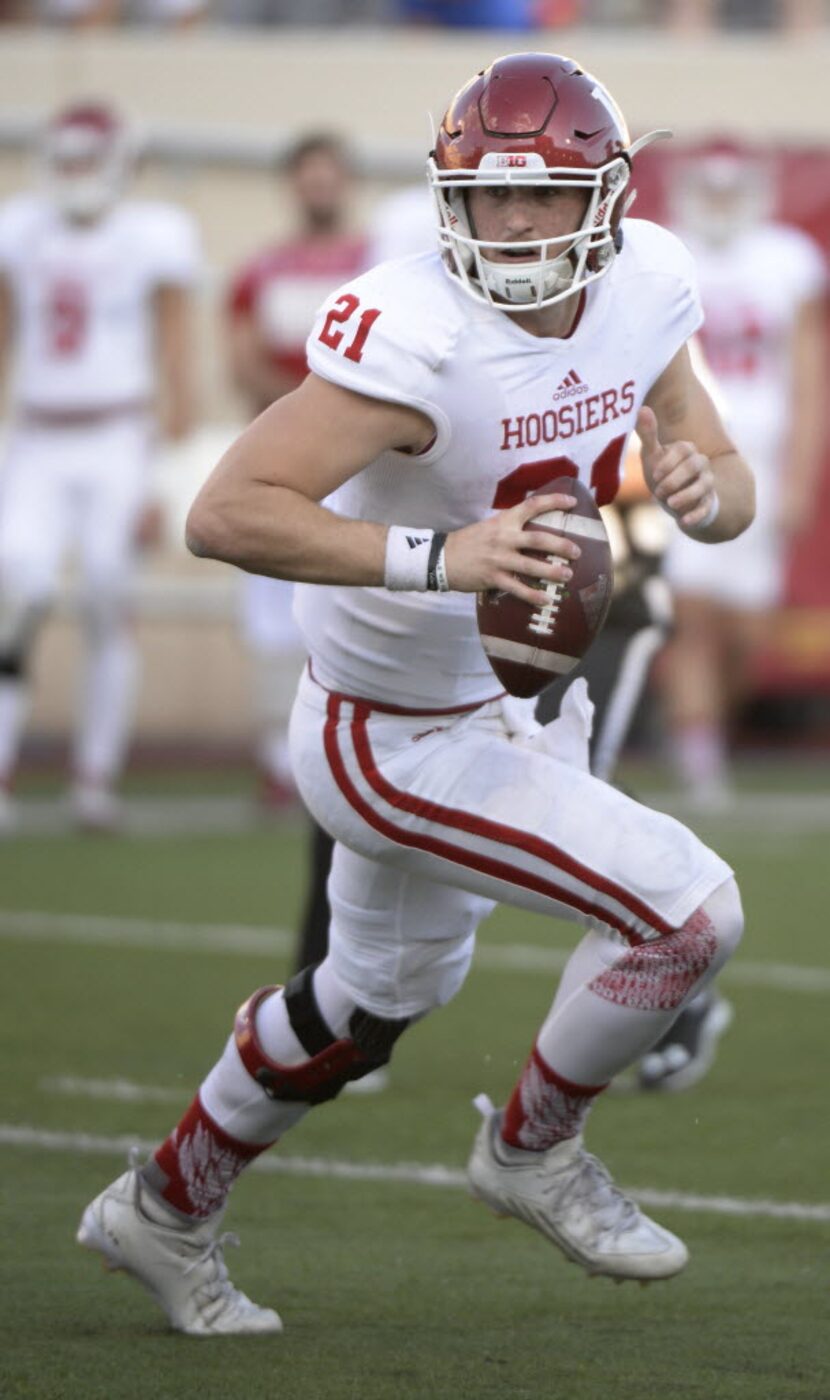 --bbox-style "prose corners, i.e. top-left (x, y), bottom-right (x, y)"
top-left (344, 1066), bottom-right (390, 1095)
top-left (467, 1097), bottom-right (688, 1281)
top-left (638, 991), bottom-right (734, 1092)
top-left (70, 781), bottom-right (122, 833)
top-left (77, 1166), bottom-right (283, 1336)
